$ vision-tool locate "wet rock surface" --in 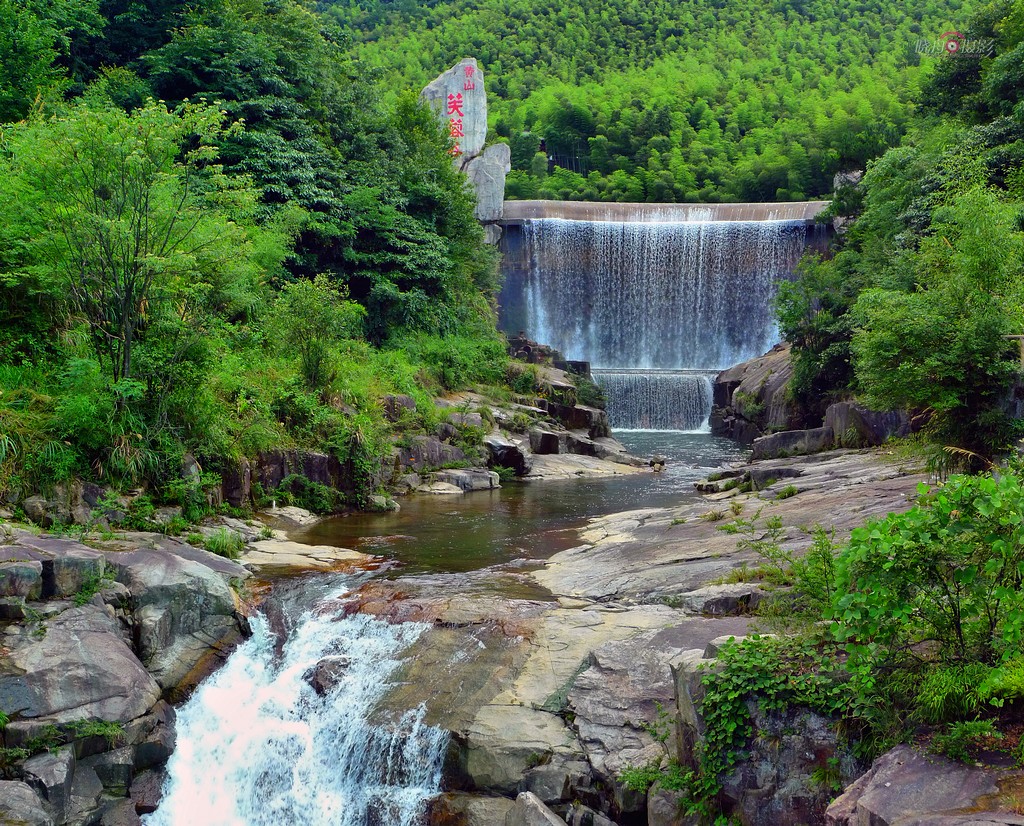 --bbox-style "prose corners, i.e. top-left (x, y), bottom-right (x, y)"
top-left (0, 526), bottom-right (249, 825)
